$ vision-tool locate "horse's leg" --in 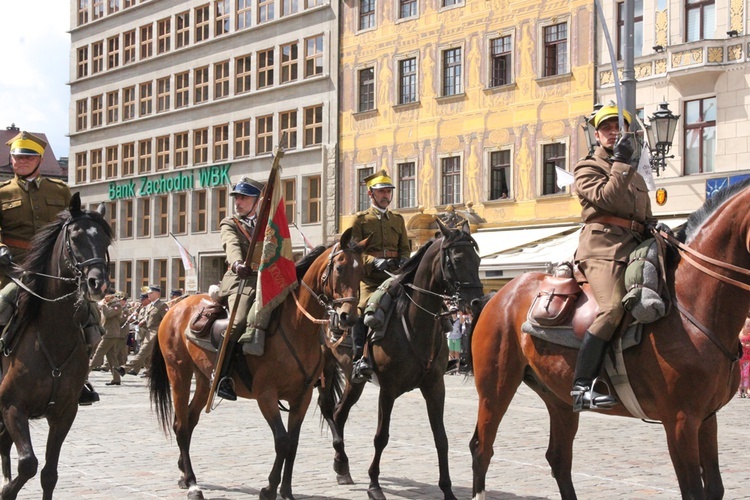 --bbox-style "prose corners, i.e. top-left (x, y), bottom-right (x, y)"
top-left (662, 413), bottom-right (706, 499)
top-left (256, 395), bottom-right (289, 500)
top-left (170, 361), bottom-right (206, 500)
top-left (331, 372), bottom-right (366, 485)
top-left (419, 377), bottom-right (455, 500)
top-left (0, 408), bottom-right (36, 500)
top-left (0, 423), bottom-right (12, 484)
top-left (536, 389), bottom-right (579, 500)
top-left (367, 391), bottom-right (395, 500)
top-left (39, 409), bottom-right (77, 500)
top-left (698, 413), bottom-right (723, 499)
top-left (278, 389), bottom-right (314, 500)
